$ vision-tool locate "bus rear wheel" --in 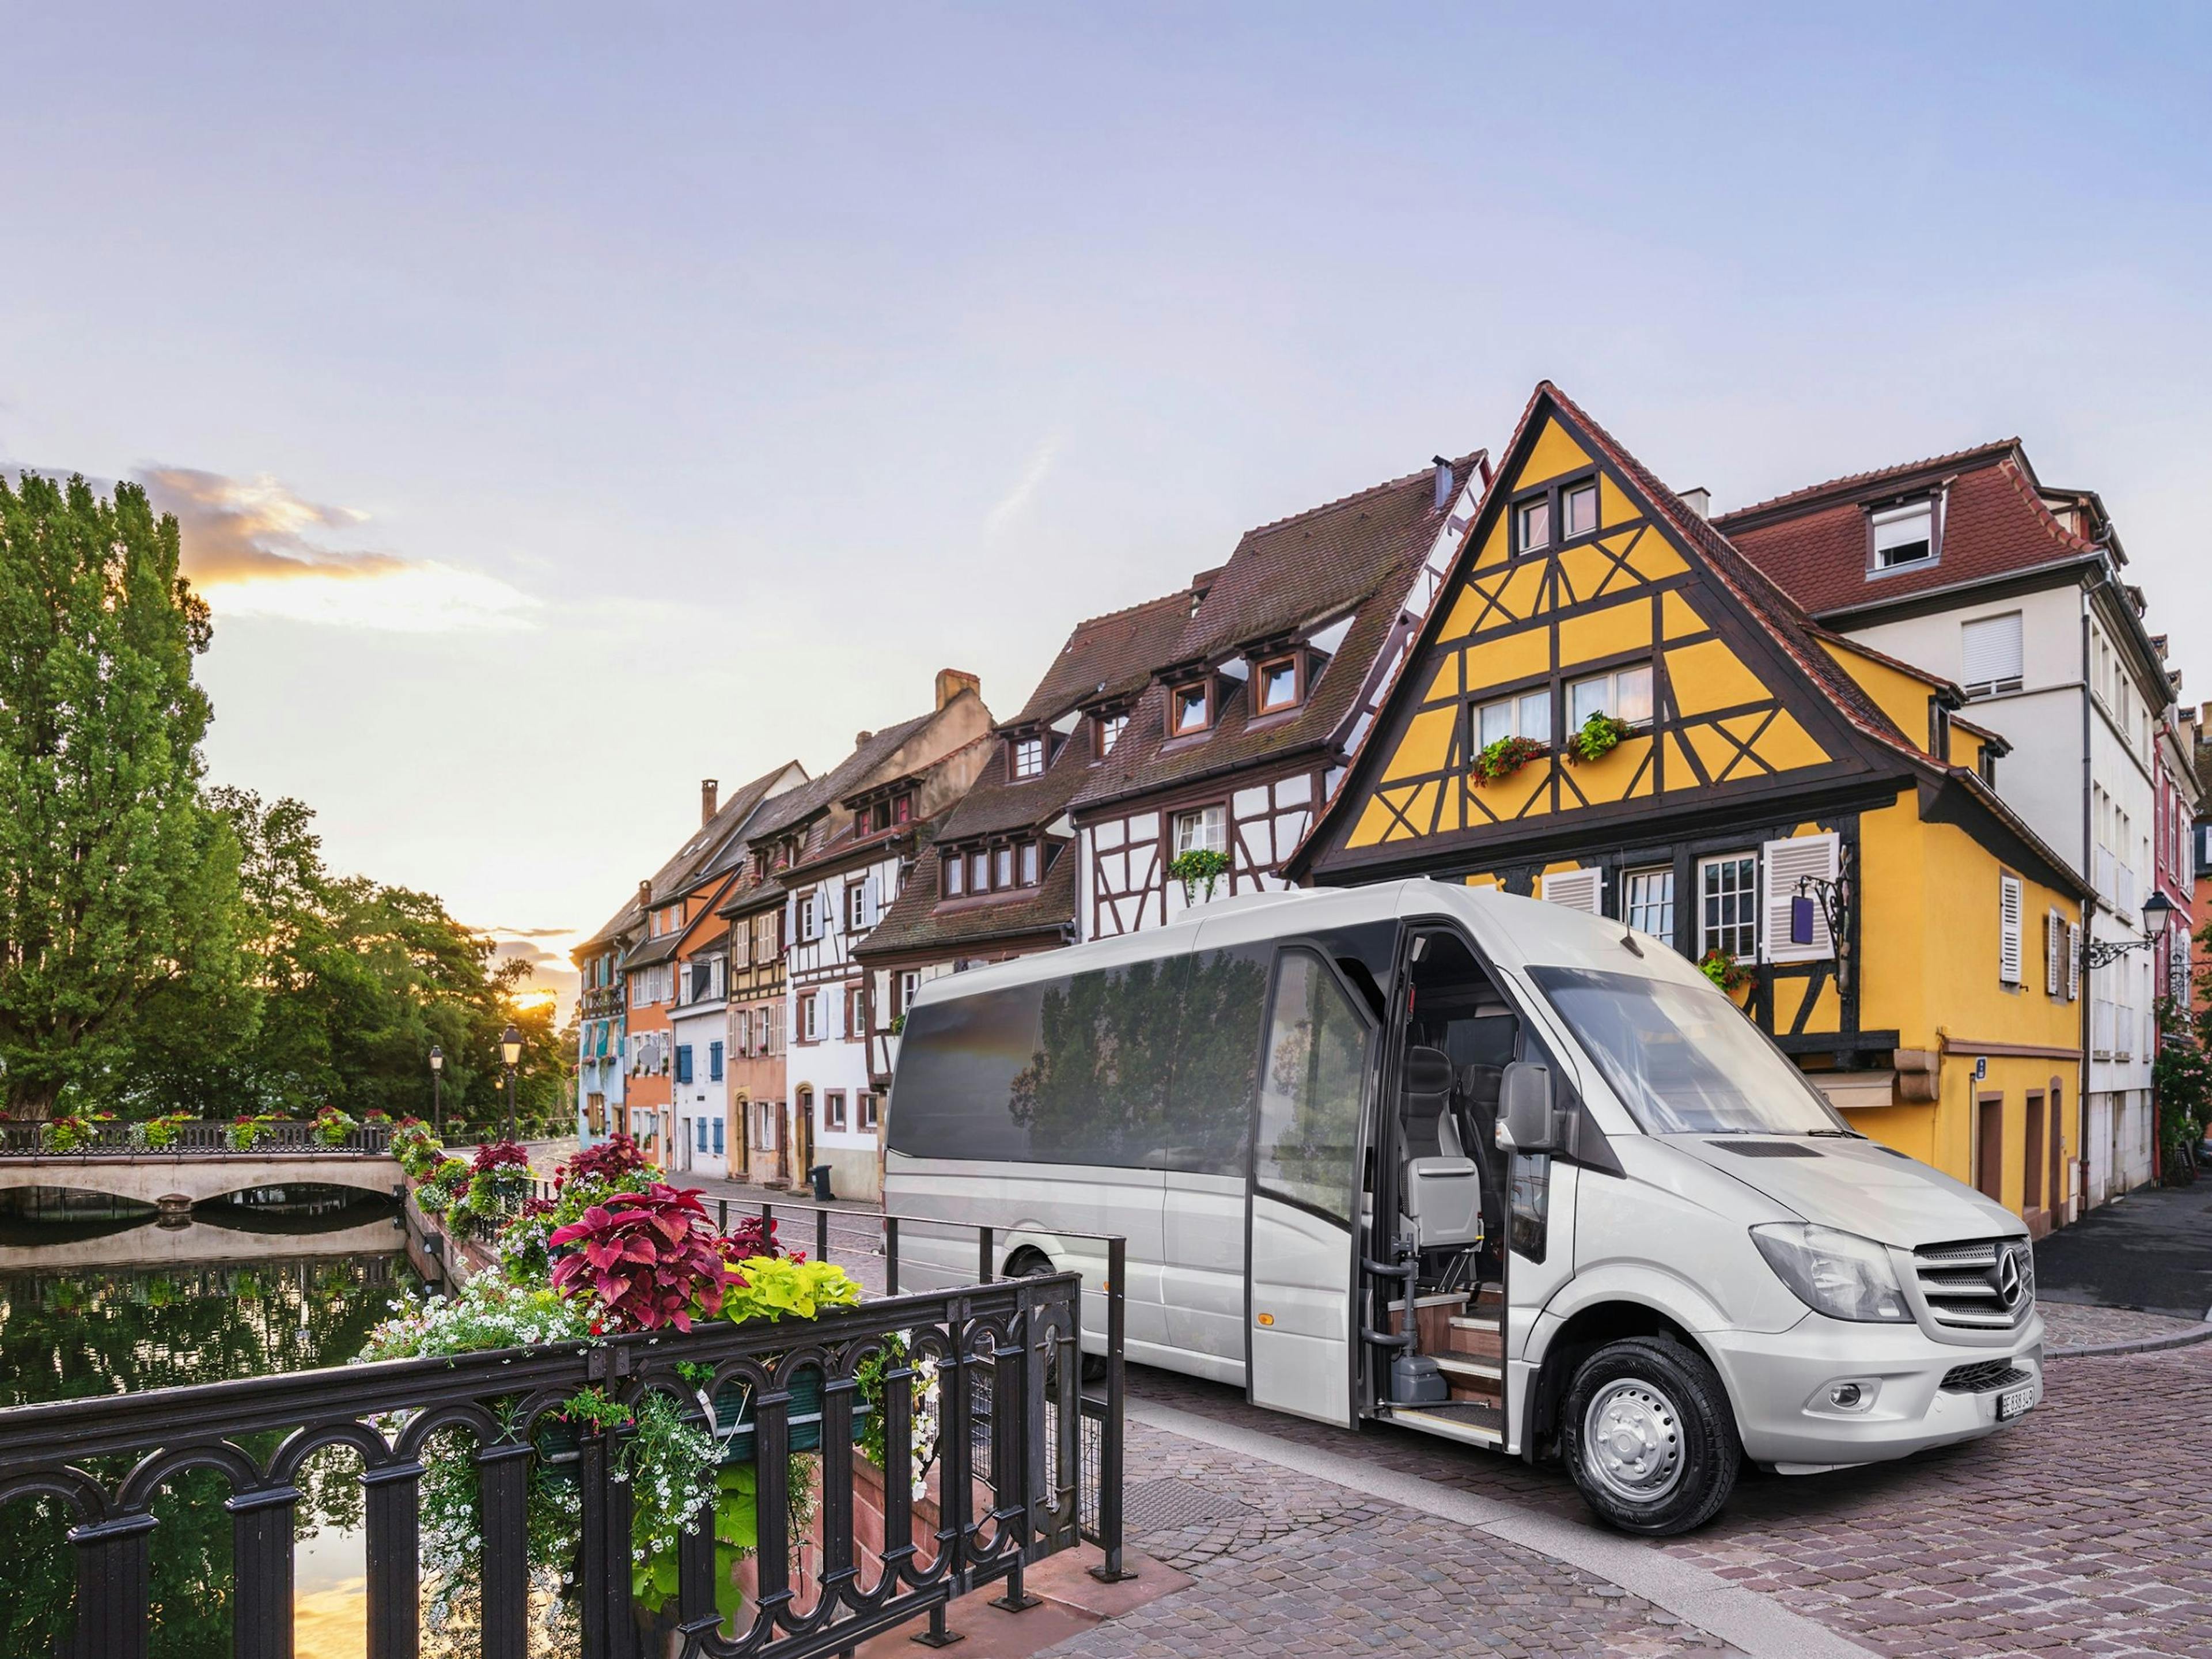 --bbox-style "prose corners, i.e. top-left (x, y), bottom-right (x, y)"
top-left (1562, 1336), bottom-right (1738, 1536)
